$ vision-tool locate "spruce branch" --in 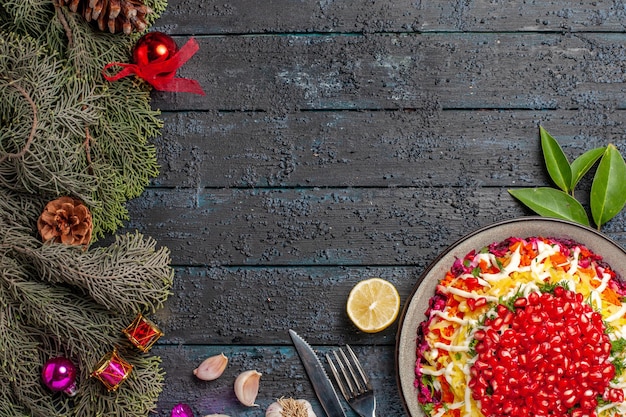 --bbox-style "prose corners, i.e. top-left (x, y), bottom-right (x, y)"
top-left (3, 271), bottom-right (124, 358)
top-left (53, 0), bottom-right (74, 49)
top-left (1, 2), bottom-right (165, 237)
top-left (13, 232), bottom-right (174, 315)
top-left (0, 187), bottom-right (43, 231)
top-left (0, 262), bottom-right (73, 417)
top-left (0, 2), bottom-right (173, 415)
top-left (84, 124), bottom-right (93, 170)
top-left (72, 353), bottom-right (166, 417)
top-left (0, 82), bottom-right (38, 164)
